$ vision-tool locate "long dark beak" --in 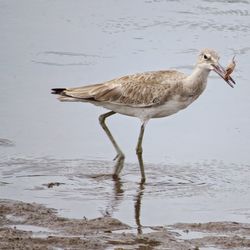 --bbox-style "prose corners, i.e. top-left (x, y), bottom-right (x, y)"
top-left (212, 63), bottom-right (236, 88)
